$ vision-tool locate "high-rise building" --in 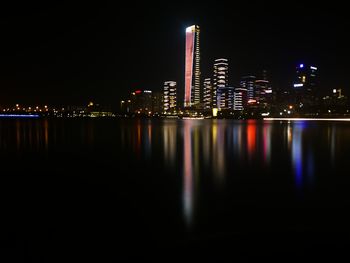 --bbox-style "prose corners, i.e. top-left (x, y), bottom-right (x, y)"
top-left (213, 58), bottom-right (229, 108)
top-left (240, 76), bottom-right (256, 102)
top-left (217, 87), bottom-right (234, 110)
top-left (293, 63), bottom-right (318, 106)
top-left (203, 78), bottom-right (212, 110)
top-left (234, 87), bottom-right (248, 111)
top-left (163, 81), bottom-right (177, 113)
top-left (184, 25), bottom-right (200, 108)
